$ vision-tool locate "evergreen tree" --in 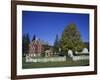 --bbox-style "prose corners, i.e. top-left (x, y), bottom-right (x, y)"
top-left (25, 33), bottom-right (30, 54)
top-left (32, 35), bottom-right (36, 41)
top-left (53, 34), bottom-right (60, 53)
top-left (22, 33), bottom-right (30, 56)
top-left (22, 34), bottom-right (26, 56)
top-left (60, 23), bottom-right (85, 54)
